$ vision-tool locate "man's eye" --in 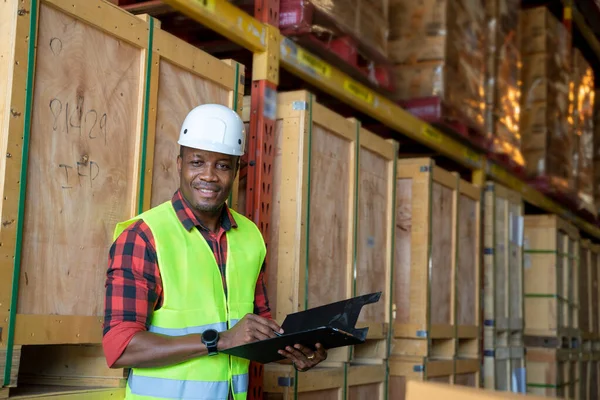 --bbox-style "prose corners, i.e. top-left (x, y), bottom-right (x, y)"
top-left (218, 164), bottom-right (231, 170)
